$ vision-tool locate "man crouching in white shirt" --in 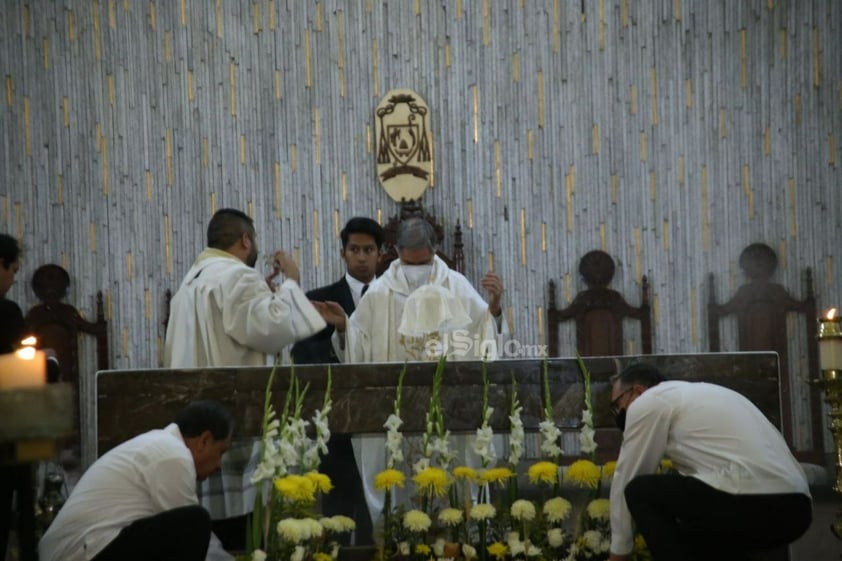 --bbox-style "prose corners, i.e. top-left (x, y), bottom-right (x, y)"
top-left (39, 401), bottom-right (233, 561)
top-left (607, 363), bottom-right (812, 561)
